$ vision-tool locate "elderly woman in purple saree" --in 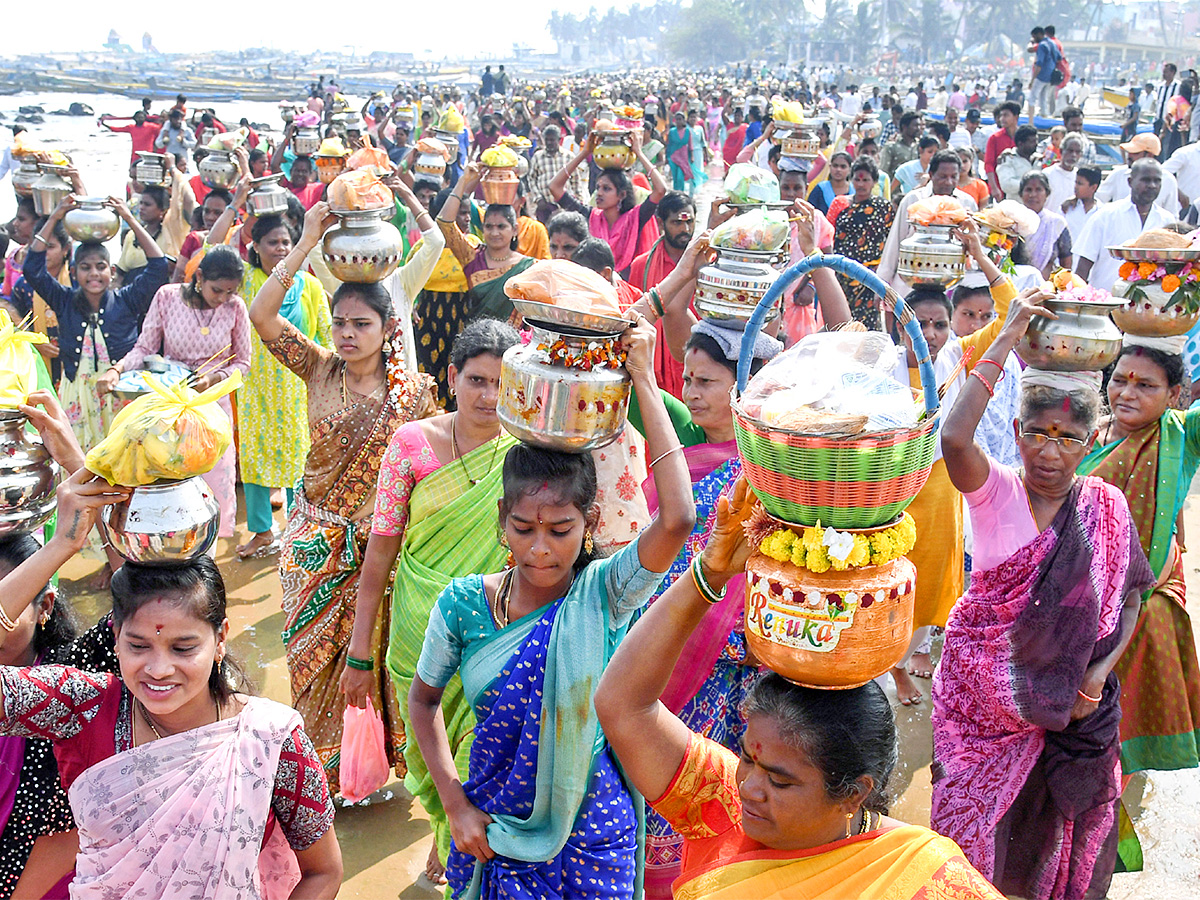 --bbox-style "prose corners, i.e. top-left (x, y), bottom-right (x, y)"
top-left (932, 291), bottom-right (1152, 900)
